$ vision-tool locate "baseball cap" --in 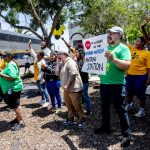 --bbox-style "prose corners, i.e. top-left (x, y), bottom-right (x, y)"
top-left (2, 50), bottom-right (13, 57)
top-left (57, 49), bottom-right (69, 55)
top-left (106, 26), bottom-right (124, 35)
